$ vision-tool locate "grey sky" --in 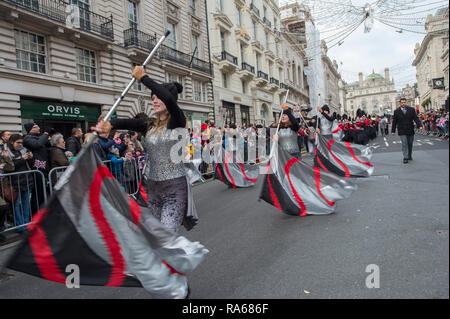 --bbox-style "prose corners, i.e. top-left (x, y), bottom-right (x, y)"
top-left (298, 0), bottom-right (447, 91)
top-left (327, 19), bottom-right (422, 90)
